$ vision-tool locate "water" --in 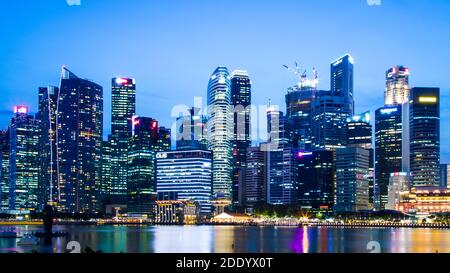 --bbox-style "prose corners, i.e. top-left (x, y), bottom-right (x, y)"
top-left (0, 225), bottom-right (449, 253)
